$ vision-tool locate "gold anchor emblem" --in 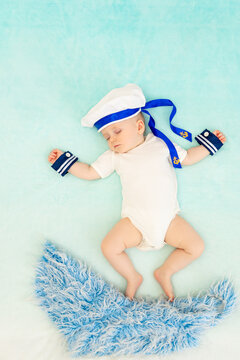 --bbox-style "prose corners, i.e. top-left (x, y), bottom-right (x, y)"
top-left (173, 157), bottom-right (180, 164)
top-left (180, 131), bottom-right (188, 138)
